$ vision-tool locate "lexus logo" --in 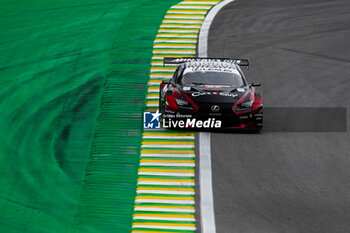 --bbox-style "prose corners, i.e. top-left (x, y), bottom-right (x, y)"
top-left (211, 105), bottom-right (220, 112)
